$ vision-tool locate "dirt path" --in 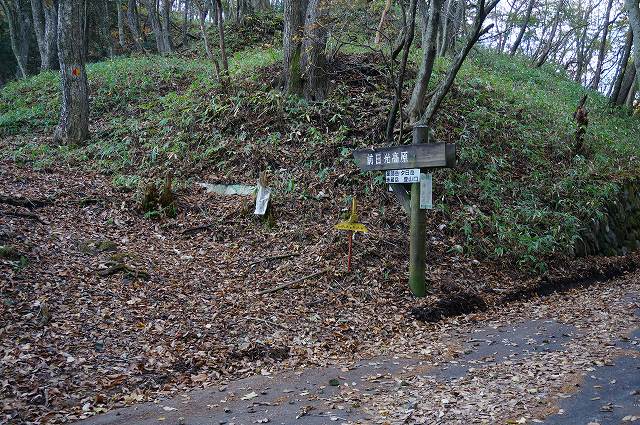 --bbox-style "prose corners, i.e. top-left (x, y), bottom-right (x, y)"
top-left (76, 277), bottom-right (640, 424)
